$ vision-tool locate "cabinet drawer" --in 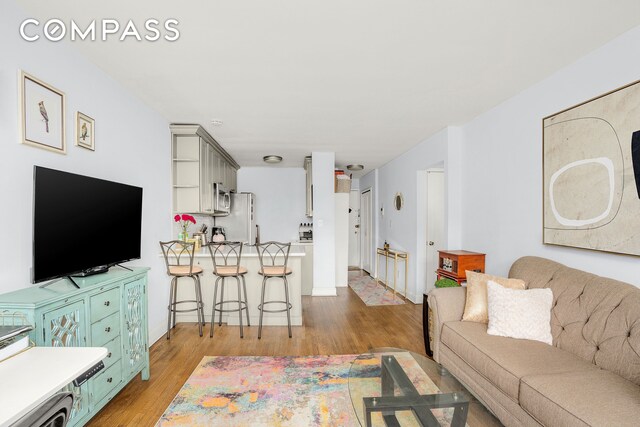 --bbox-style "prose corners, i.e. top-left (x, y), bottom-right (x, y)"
top-left (93, 361), bottom-right (122, 403)
top-left (91, 312), bottom-right (120, 346)
top-left (102, 335), bottom-right (122, 369)
top-left (90, 288), bottom-right (120, 323)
